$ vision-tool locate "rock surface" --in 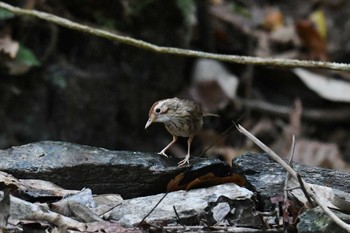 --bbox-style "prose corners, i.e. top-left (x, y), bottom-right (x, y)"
top-left (297, 206), bottom-right (350, 233)
top-left (232, 152), bottom-right (350, 208)
top-left (109, 183), bottom-right (255, 227)
top-left (0, 141), bottom-right (227, 198)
